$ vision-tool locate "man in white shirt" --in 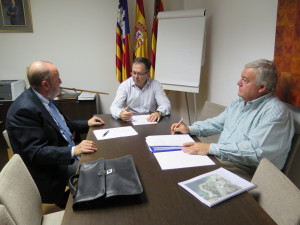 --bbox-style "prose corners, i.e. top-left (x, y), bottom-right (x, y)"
top-left (110, 57), bottom-right (171, 122)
